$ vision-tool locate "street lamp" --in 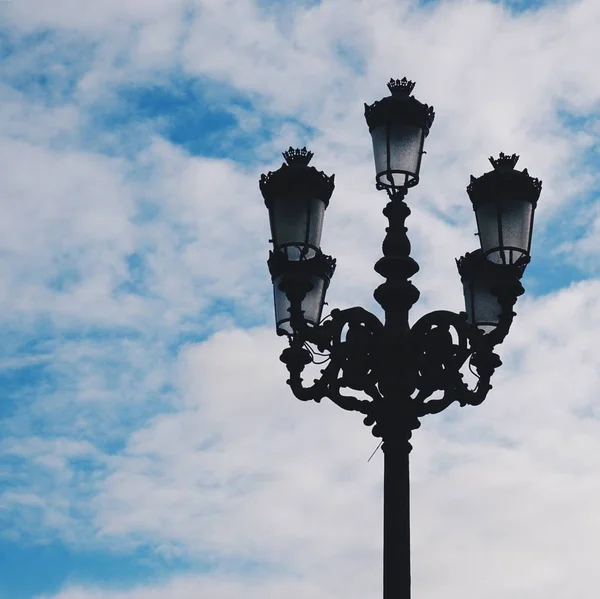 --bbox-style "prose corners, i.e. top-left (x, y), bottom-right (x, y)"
top-left (260, 147), bottom-right (336, 335)
top-left (365, 76), bottom-right (434, 190)
top-left (260, 78), bottom-right (542, 599)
